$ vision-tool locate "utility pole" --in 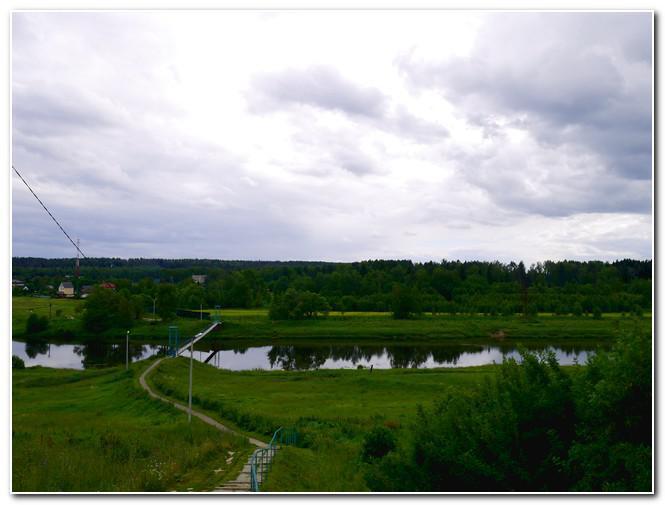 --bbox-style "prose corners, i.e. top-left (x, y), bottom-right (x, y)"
top-left (188, 339), bottom-right (194, 423)
top-left (126, 330), bottom-right (130, 370)
top-left (200, 302), bottom-right (203, 320)
top-left (75, 238), bottom-right (81, 295)
top-left (151, 296), bottom-right (157, 317)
